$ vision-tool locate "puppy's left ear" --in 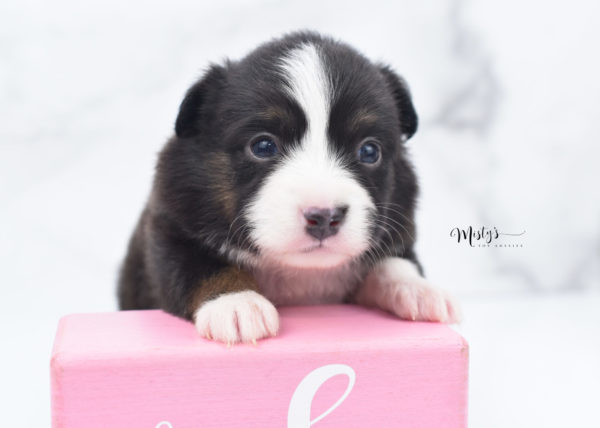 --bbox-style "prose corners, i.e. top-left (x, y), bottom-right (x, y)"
top-left (378, 65), bottom-right (418, 141)
top-left (175, 64), bottom-right (228, 139)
